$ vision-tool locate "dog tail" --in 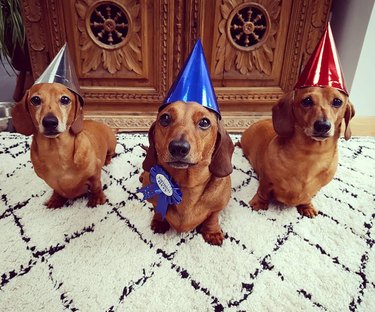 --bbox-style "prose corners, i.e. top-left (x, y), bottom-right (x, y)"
top-left (234, 141), bottom-right (242, 148)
